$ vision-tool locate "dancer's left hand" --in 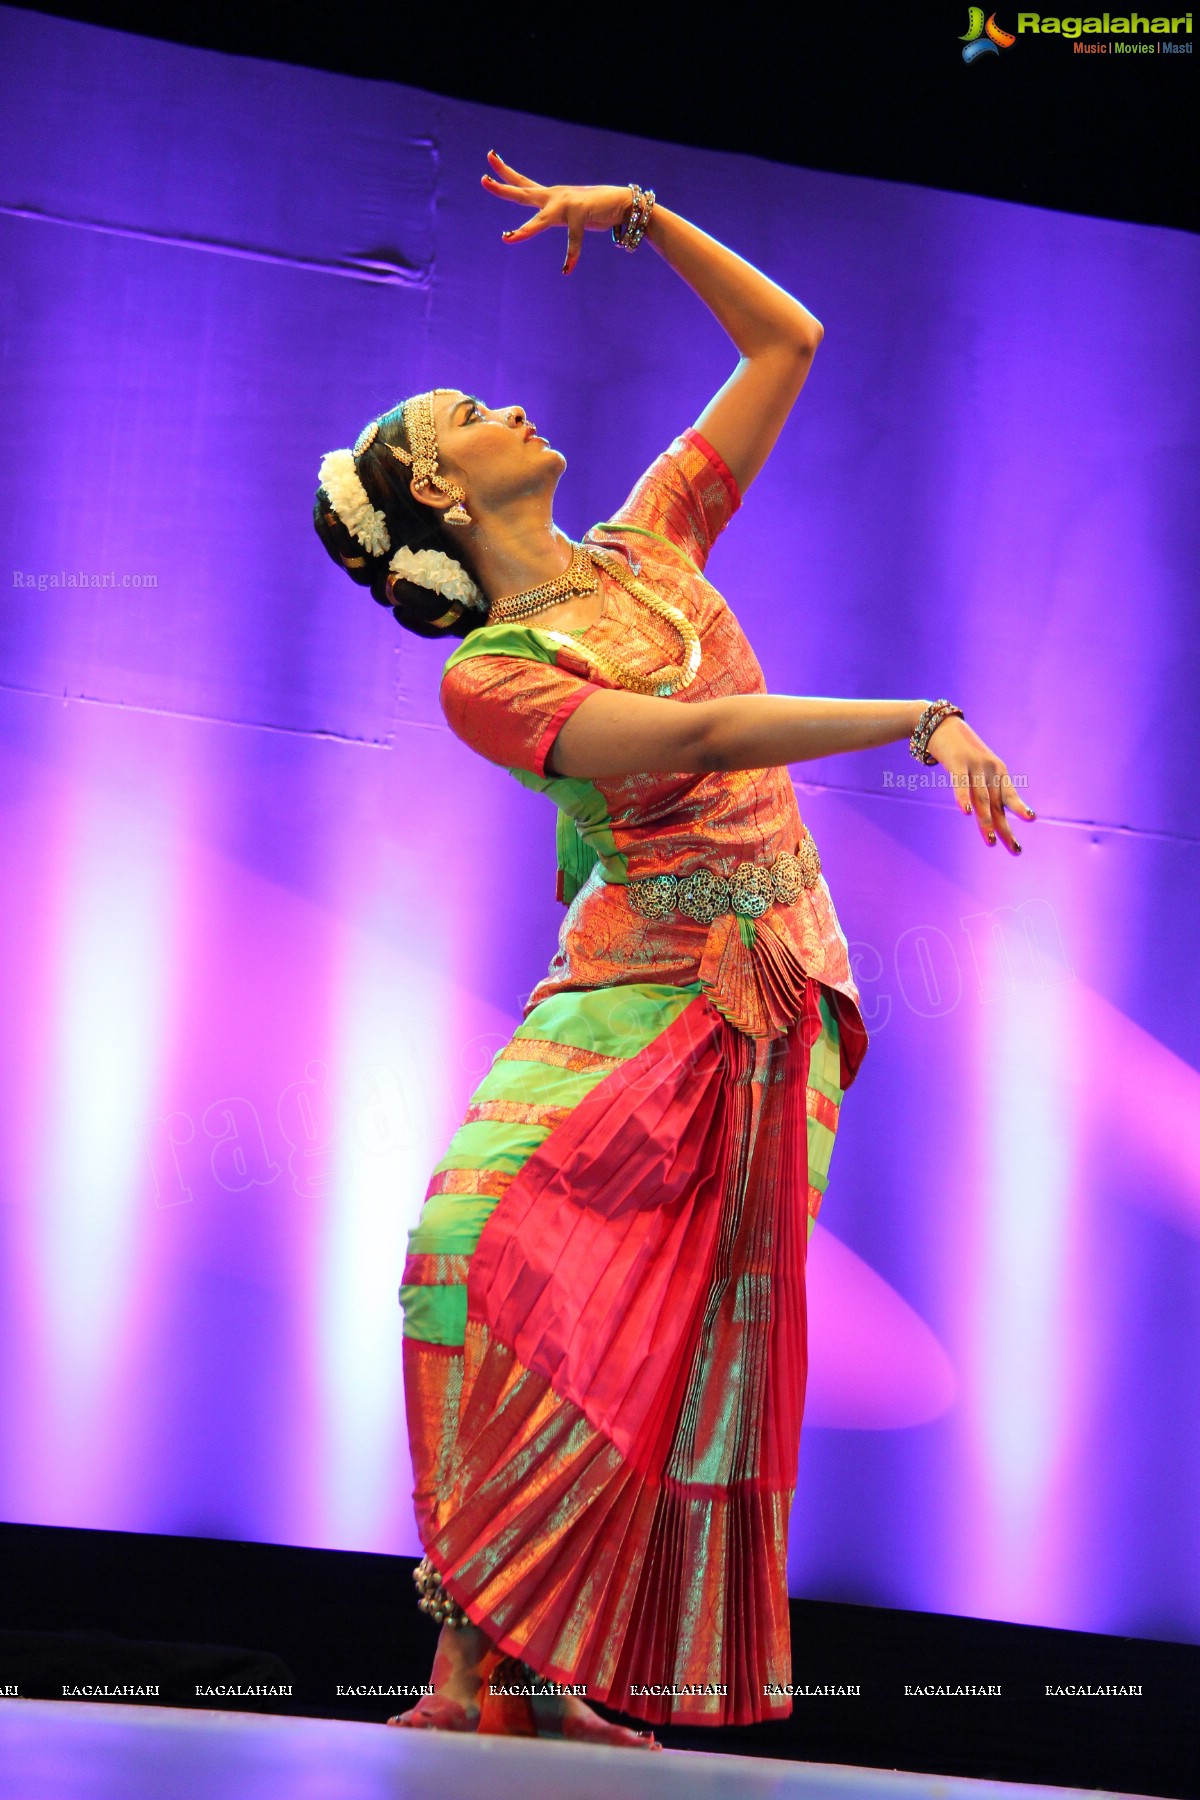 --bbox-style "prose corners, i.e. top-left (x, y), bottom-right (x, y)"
top-left (925, 715), bottom-right (1036, 854)
top-left (481, 150), bottom-right (636, 274)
